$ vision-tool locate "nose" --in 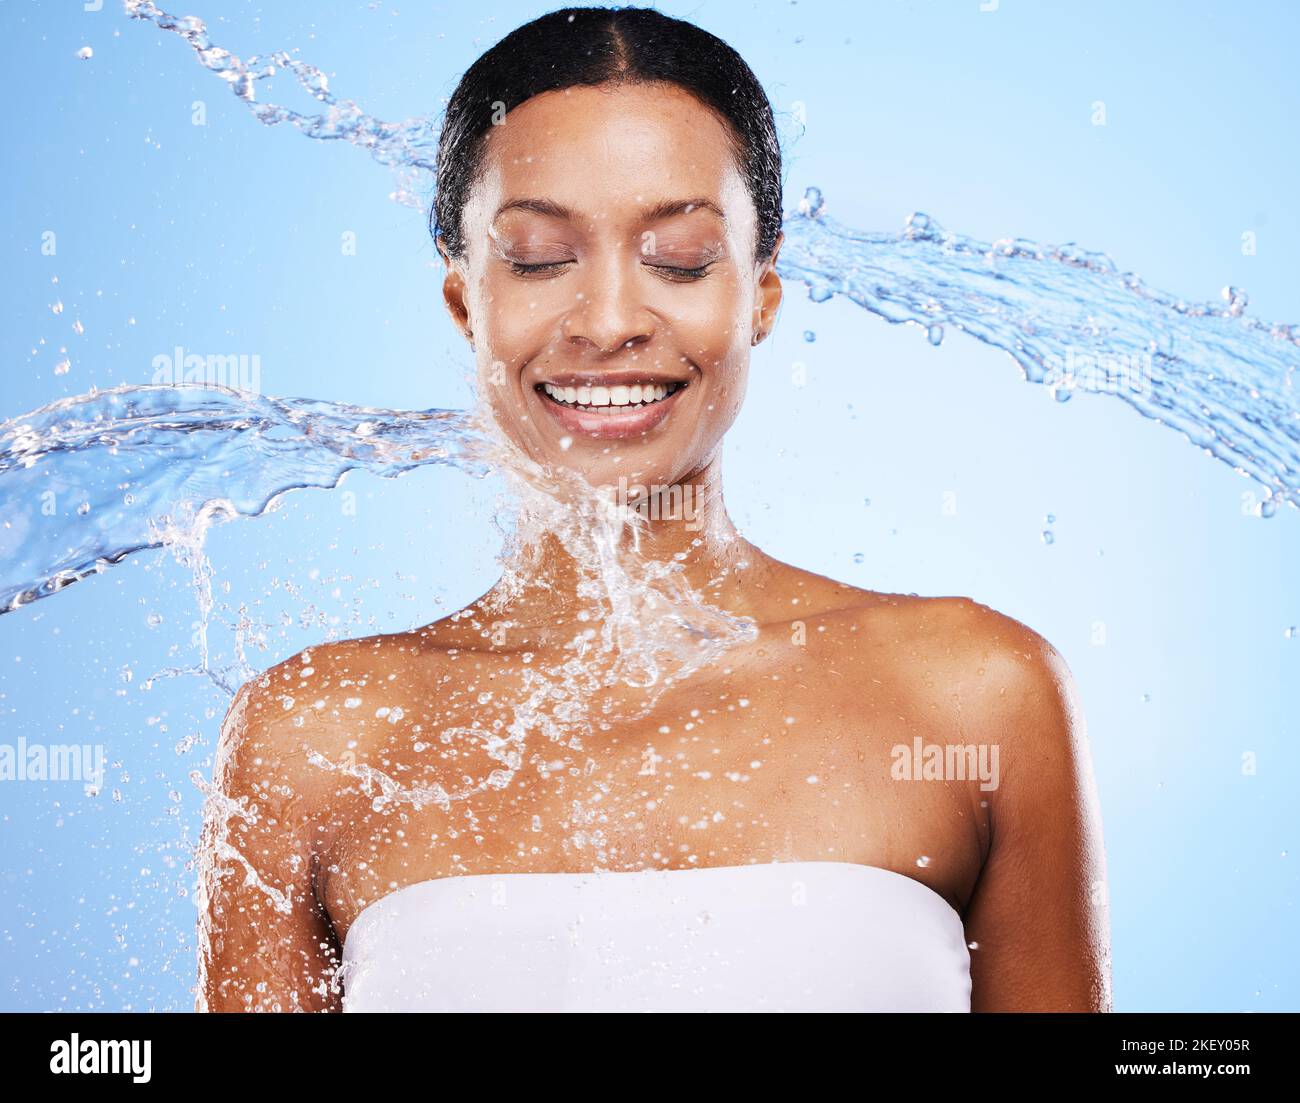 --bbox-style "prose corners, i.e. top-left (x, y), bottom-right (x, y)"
top-left (560, 254), bottom-right (655, 355)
